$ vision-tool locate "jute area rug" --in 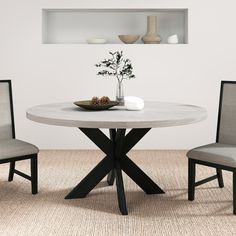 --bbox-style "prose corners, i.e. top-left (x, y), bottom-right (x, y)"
top-left (0, 150), bottom-right (235, 236)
